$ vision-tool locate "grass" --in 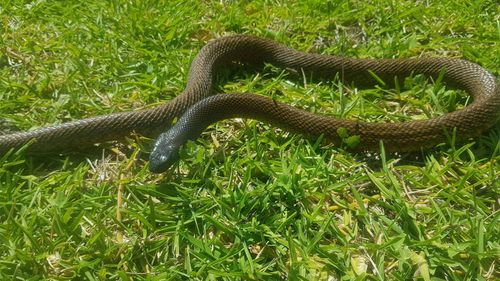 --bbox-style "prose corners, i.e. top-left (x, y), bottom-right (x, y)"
top-left (0, 0), bottom-right (499, 280)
